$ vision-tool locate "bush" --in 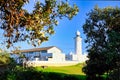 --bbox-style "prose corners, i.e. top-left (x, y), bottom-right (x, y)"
top-left (108, 69), bottom-right (120, 80)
